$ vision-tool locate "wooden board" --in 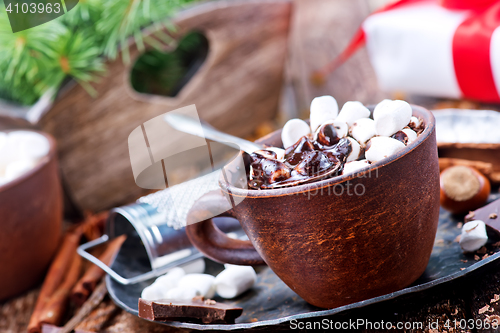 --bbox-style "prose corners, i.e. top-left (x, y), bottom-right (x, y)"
top-left (39, 0), bottom-right (292, 212)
